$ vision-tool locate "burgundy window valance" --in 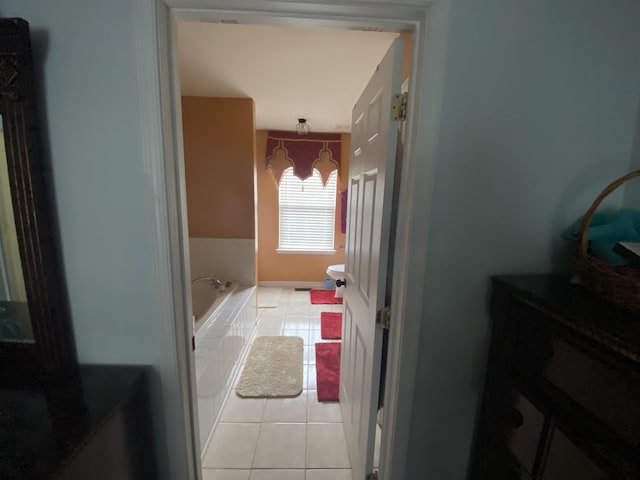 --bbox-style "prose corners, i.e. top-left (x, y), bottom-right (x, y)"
top-left (265, 130), bottom-right (341, 186)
